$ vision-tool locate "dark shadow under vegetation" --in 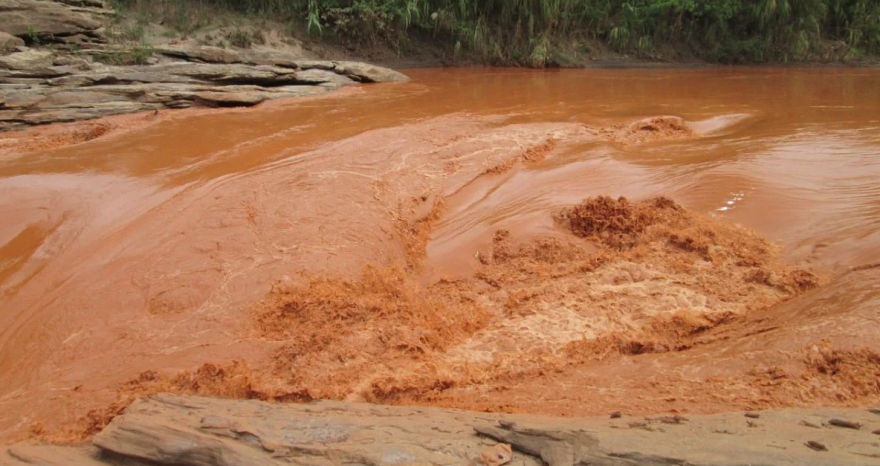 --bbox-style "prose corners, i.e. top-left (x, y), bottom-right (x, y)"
top-left (109, 0), bottom-right (880, 65)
